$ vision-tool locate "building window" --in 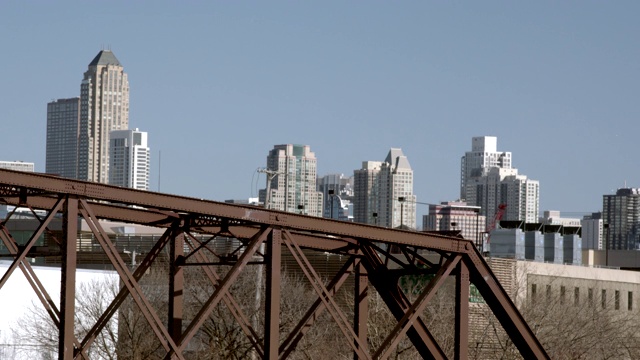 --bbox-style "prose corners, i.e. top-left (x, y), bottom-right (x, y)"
top-left (574, 287), bottom-right (580, 306)
top-left (588, 288), bottom-right (593, 306)
top-left (560, 286), bottom-right (566, 304)
top-left (629, 292), bottom-right (633, 311)
top-left (615, 290), bottom-right (620, 310)
top-left (531, 284), bottom-right (537, 301)
top-left (546, 284), bottom-right (551, 302)
top-left (602, 289), bottom-right (607, 309)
